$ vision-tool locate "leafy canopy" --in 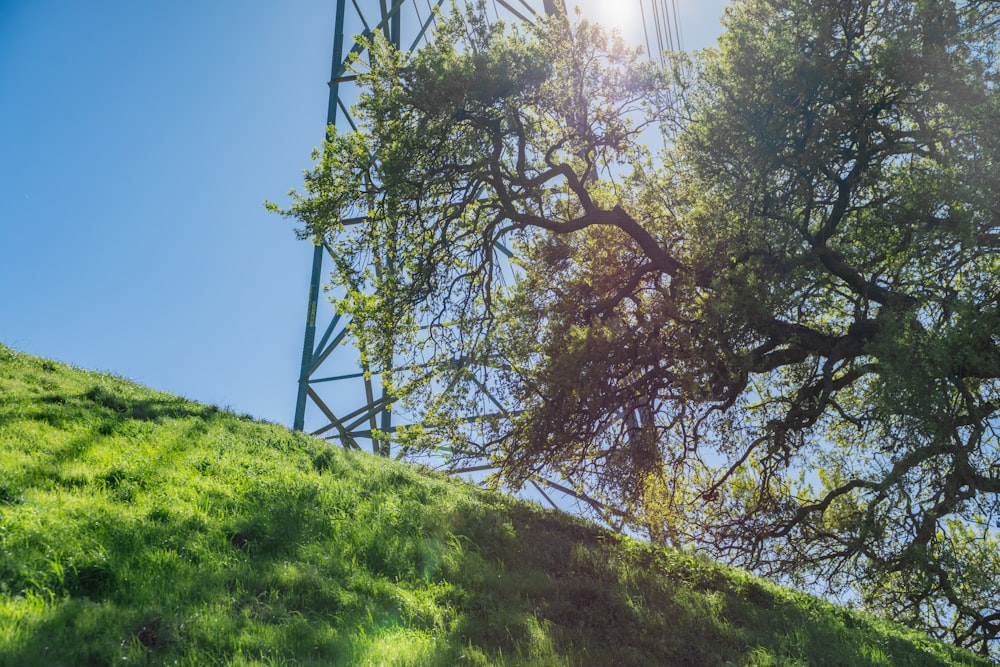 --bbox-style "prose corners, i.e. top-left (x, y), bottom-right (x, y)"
top-left (271, 0), bottom-right (1000, 655)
